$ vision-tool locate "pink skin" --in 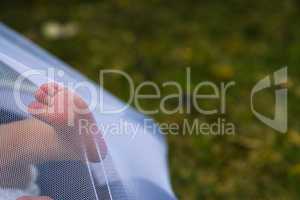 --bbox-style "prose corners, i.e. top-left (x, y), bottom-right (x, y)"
top-left (0, 83), bottom-right (106, 199)
top-left (28, 82), bottom-right (107, 162)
